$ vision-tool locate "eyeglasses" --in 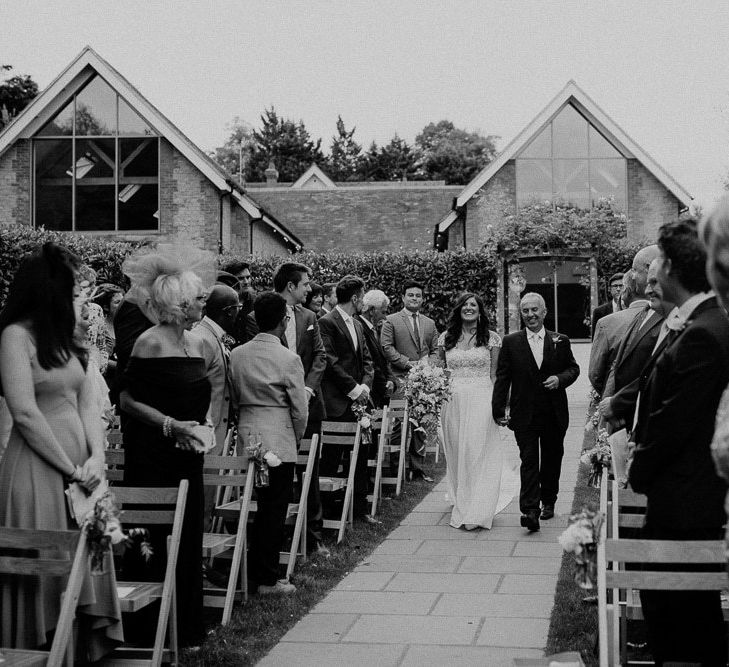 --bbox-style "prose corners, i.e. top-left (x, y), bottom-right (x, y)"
top-left (223, 304), bottom-right (243, 313)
